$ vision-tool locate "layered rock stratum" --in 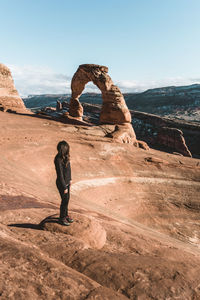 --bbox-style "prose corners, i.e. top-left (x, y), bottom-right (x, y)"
top-left (0, 111), bottom-right (200, 299)
top-left (0, 63), bottom-right (27, 113)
